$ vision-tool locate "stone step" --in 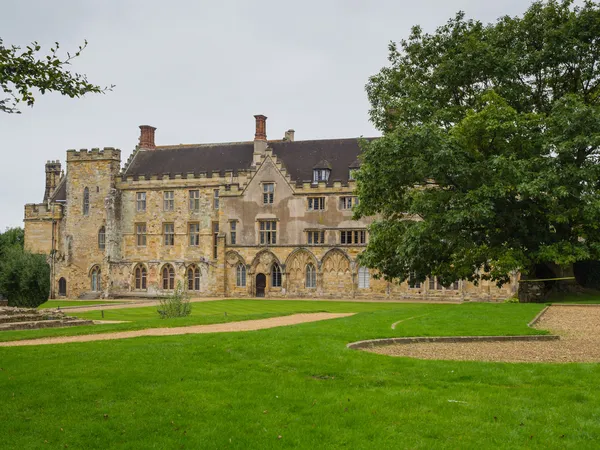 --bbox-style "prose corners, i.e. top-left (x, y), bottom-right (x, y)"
top-left (0, 319), bottom-right (94, 331)
top-left (0, 307), bottom-right (38, 316)
top-left (0, 314), bottom-right (51, 324)
top-left (79, 292), bottom-right (102, 300)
